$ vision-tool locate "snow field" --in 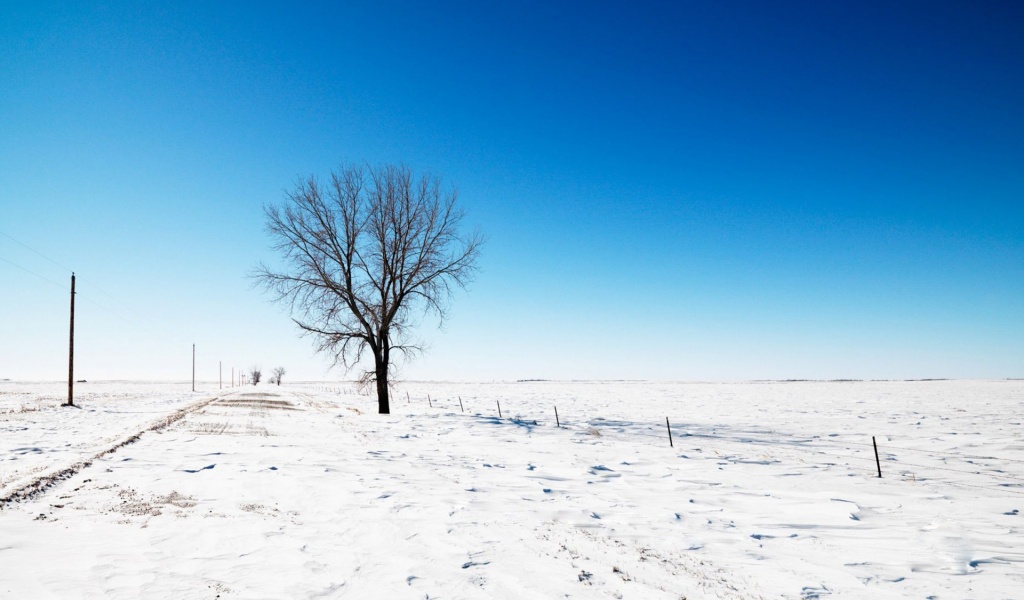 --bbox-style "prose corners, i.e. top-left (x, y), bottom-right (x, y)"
top-left (1, 380), bottom-right (1021, 598)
